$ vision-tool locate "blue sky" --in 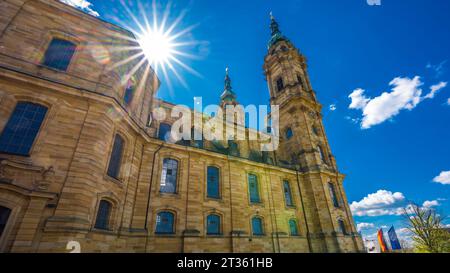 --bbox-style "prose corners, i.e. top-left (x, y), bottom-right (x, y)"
top-left (64, 0), bottom-right (450, 245)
